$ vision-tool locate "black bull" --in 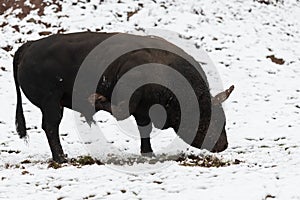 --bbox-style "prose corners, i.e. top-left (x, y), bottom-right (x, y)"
top-left (13, 32), bottom-right (234, 163)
